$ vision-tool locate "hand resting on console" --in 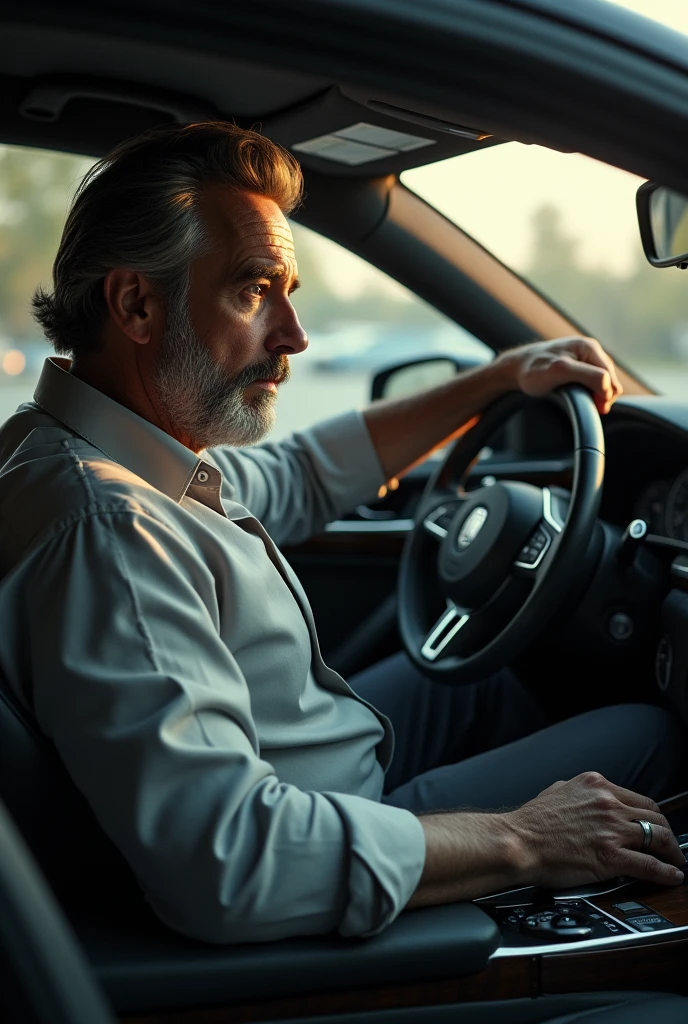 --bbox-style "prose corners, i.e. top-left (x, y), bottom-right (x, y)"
top-left (407, 771), bottom-right (687, 910)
